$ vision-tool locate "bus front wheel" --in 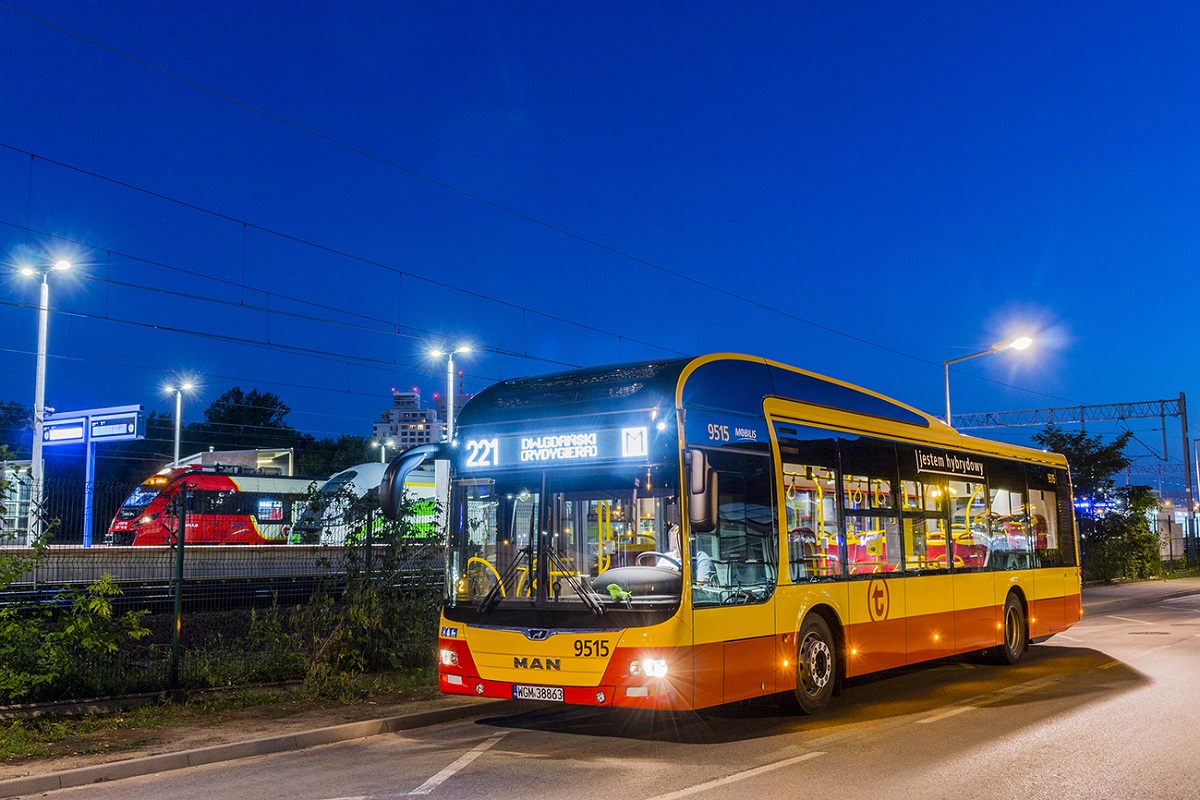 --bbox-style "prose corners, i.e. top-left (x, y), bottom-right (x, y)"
top-left (794, 614), bottom-right (837, 714)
